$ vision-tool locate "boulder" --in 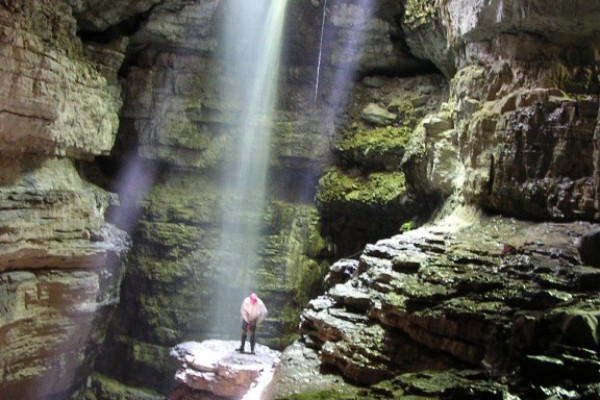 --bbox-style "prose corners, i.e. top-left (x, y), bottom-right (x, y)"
top-left (577, 228), bottom-right (600, 267)
top-left (361, 103), bottom-right (397, 125)
top-left (170, 340), bottom-right (280, 399)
